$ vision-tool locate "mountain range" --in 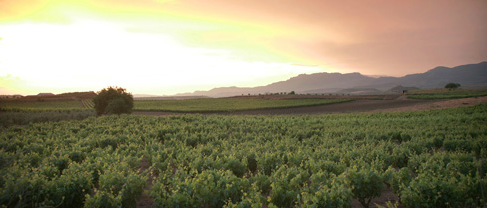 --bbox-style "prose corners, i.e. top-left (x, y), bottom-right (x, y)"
top-left (177, 62), bottom-right (487, 97)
